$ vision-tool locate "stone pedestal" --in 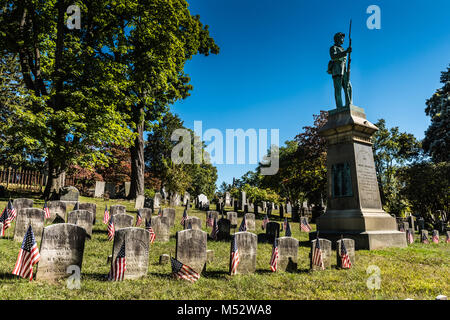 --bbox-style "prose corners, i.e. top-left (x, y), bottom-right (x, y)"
top-left (311, 106), bottom-right (406, 250)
